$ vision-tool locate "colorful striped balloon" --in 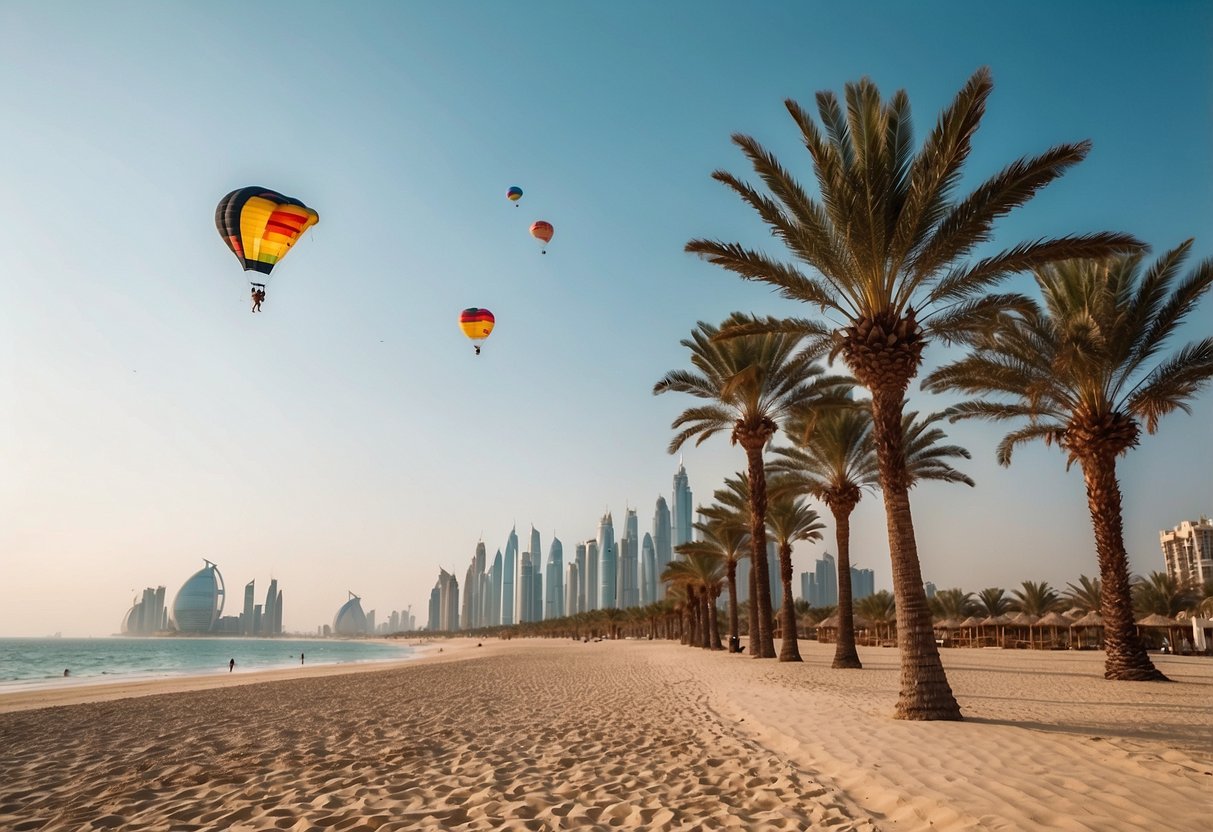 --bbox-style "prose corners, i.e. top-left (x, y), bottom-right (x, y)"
top-left (216, 187), bottom-right (319, 277)
top-left (459, 308), bottom-right (495, 355)
top-left (507, 186), bottom-right (523, 204)
top-left (530, 220), bottom-right (553, 253)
